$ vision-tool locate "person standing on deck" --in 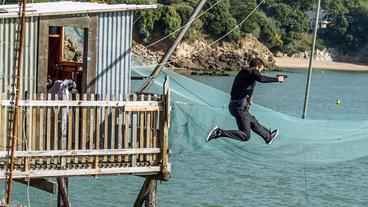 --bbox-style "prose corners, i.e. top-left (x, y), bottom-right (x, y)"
top-left (206, 57), bottom-right (285, 144)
